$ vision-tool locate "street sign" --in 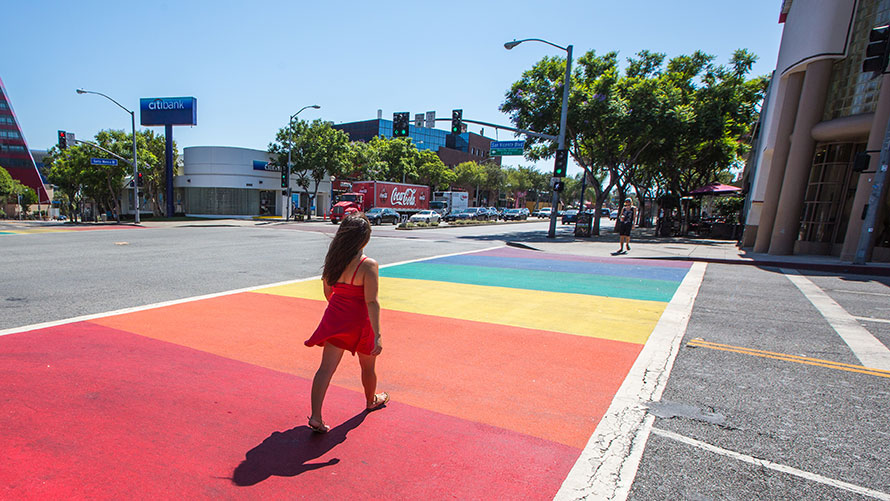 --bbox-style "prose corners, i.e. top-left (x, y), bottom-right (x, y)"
top-left (490, 140), bottom-right (524, 156)
top-left (90, 158), bottom-right (118, 166)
